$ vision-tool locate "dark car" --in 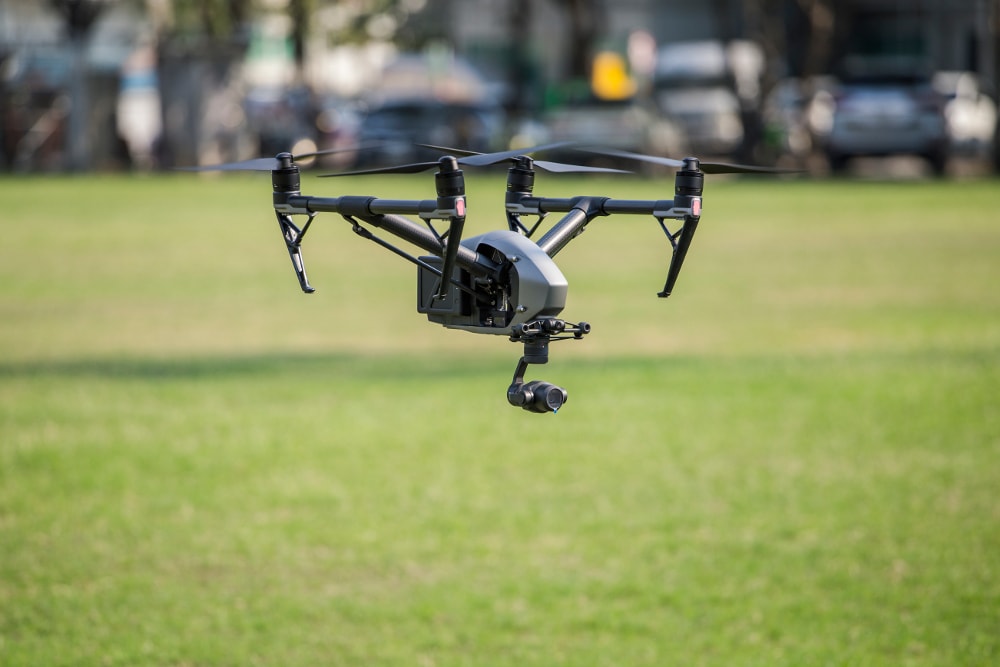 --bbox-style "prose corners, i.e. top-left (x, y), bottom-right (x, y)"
top-left (353, 97), bottom-right (502, 167)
